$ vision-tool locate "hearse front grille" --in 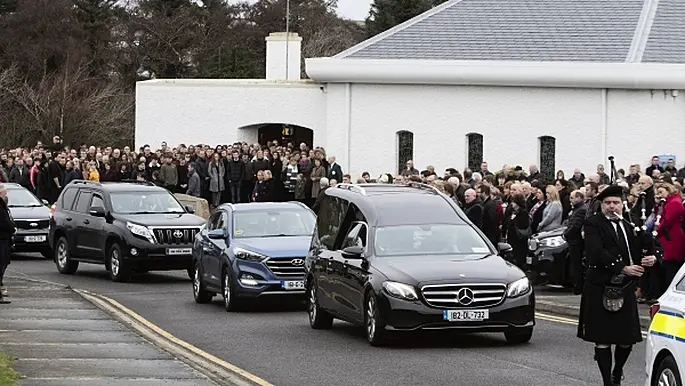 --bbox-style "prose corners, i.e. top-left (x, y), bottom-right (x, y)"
top-left (14, 219), bottom-right (49, 230)
top-left (265, 258), bottom-right (307, 278)
top-left (151, 227), bottom-right (200, 244)
top-left (421, 283), bottom-right (507, 309)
